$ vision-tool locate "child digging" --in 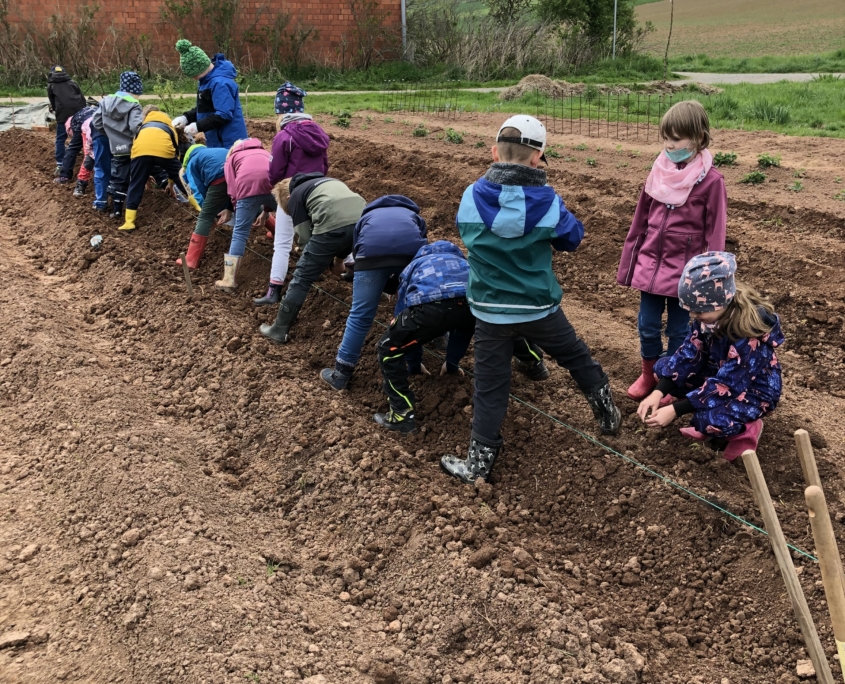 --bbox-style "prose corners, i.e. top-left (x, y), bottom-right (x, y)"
top-left (57, 98), bottom-right (98, 190)
top-left (47, 65), bottom-right (86, 178)
top-left (440, 115), bottom-right (621, 485)
top-left (638, 252), bottom-right (783, 460)
top-left (617, 100), bottom-right (727, 401)
top-left (121, 105), bottom-right (188, 231)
